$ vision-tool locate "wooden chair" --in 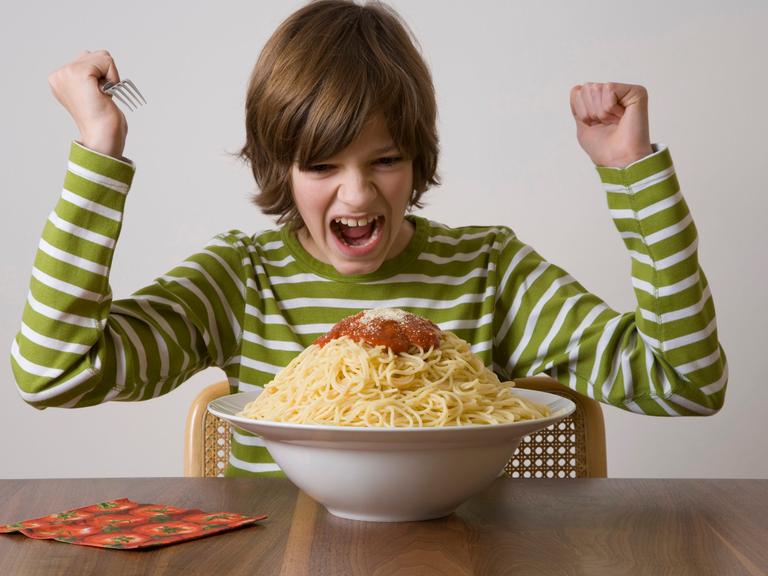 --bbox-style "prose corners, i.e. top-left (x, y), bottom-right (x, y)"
top-left (184, 377), bottom-right (607, 478)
